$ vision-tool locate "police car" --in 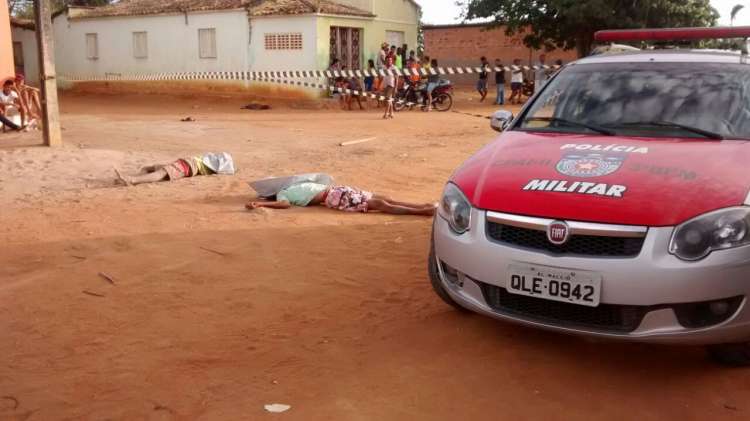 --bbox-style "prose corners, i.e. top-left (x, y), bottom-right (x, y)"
top-left (429, 27), bottom-right (750, 365)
